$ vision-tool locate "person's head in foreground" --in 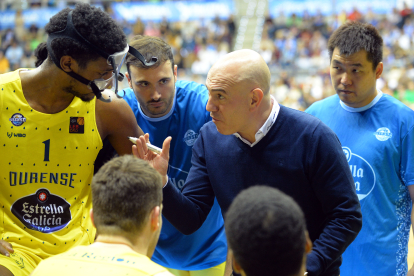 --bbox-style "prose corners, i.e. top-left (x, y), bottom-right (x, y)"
top-left (328, 21), bottom-right (383, 108)
top-left (125, 35), bottom-right (177, 118)
top-left (91, 155), bottom-right (163, 257)
top-left (205, 49), bottom-right (272, 142)
top-left (34, 3), bottom-right (128, 102)
top-left (225, 186), bottom-right (312, 276)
